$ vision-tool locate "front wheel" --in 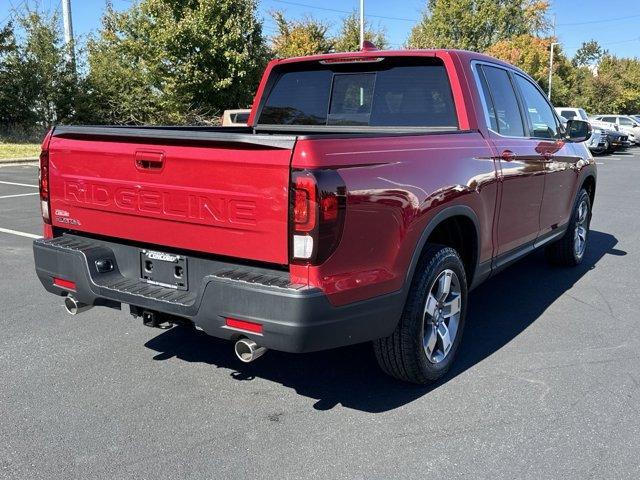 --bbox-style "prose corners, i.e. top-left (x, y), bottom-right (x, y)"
top-left (373, 244), bottom-right (467, 384)
top-left (546, 188), bottom-right (591, 266)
